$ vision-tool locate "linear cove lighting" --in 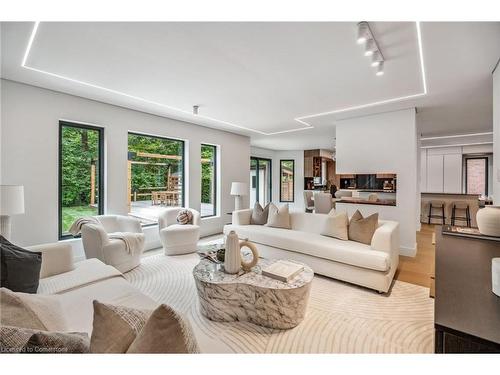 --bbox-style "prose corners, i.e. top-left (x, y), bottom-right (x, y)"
top-left (22, 21), bottom-right (428, 136)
